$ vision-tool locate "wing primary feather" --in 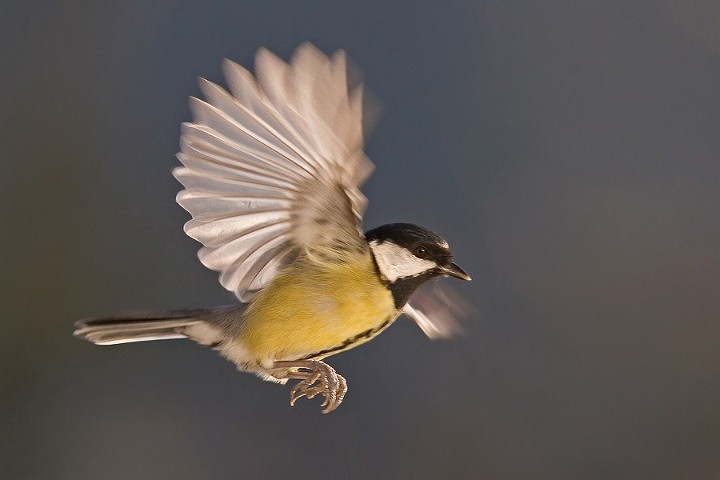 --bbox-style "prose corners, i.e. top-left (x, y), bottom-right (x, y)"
top-left (189, 98), bottom-right (316, 179)
top-left (186, 216), bottom-right (292, 248)
top-left (222, 57), bottom-right (339, 176)
top-left (198, 78), bottom-right (323, 175)
top-left (181, 206), bottom-right (289, 226)
top-left (176, 194), bottom-right (290, 220)
top-left (178, 145), bottom-right (300, 190)
top-left (175, 171), bottom-right (294, 199)
top-left (173, 167), bottom-right (293, 199)
top-left (181, 124), bottom-right (302, 181)
top-left (198, 223), bottom-right (290, 272)
top-left (222, 58), bottom-right (320, 161)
